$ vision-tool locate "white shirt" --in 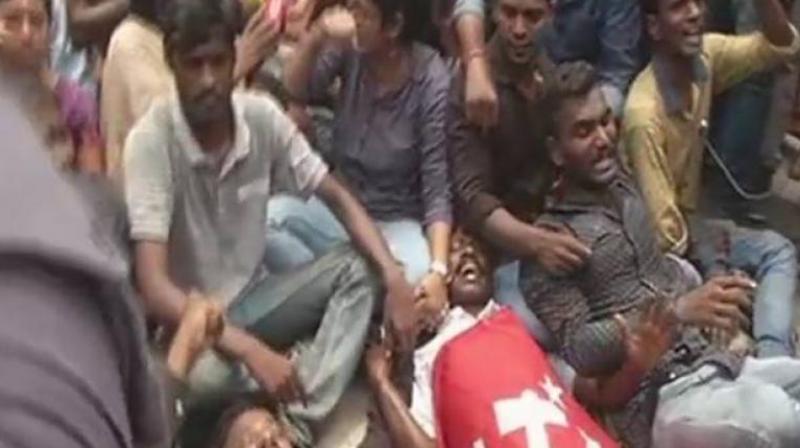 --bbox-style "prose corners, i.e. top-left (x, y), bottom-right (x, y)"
top-left (409, 301), bottom-right (576, 437)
